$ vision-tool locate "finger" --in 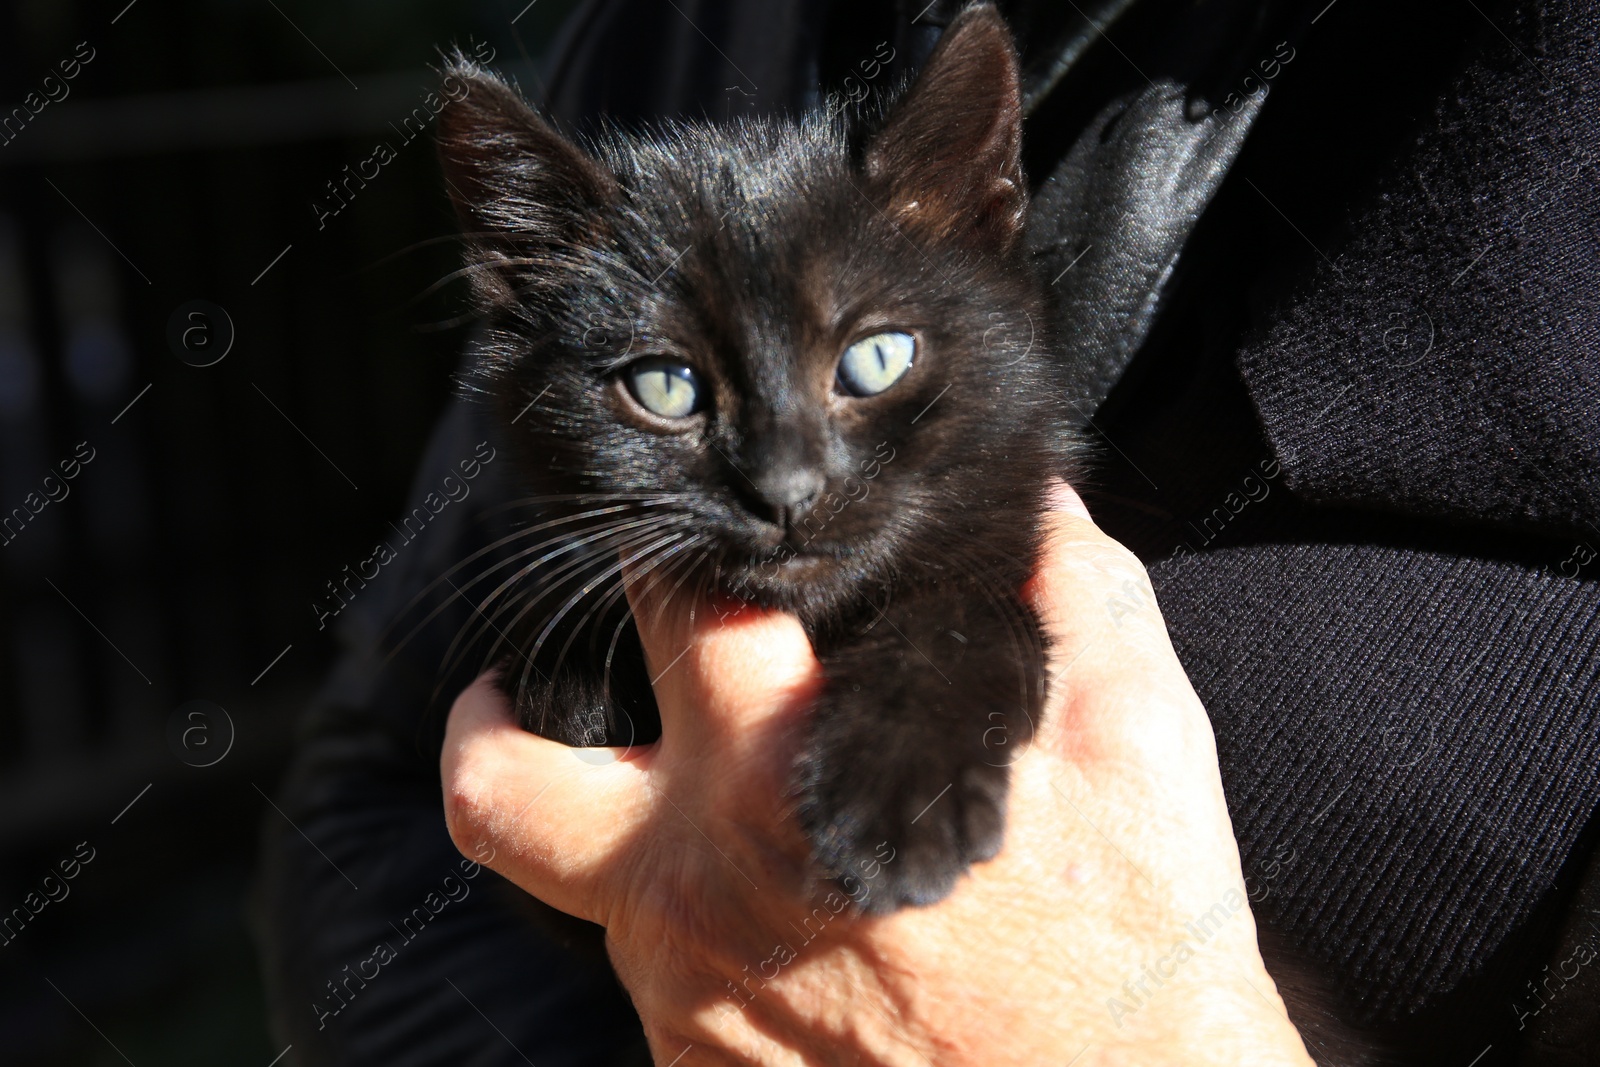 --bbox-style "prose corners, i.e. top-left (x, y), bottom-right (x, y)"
top-left (1046, 478), bottom-right (1094, 520)
top-left (624, 569), bottom-right (821, 759)
top-left (440, 672), bottom-right (649, 924)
